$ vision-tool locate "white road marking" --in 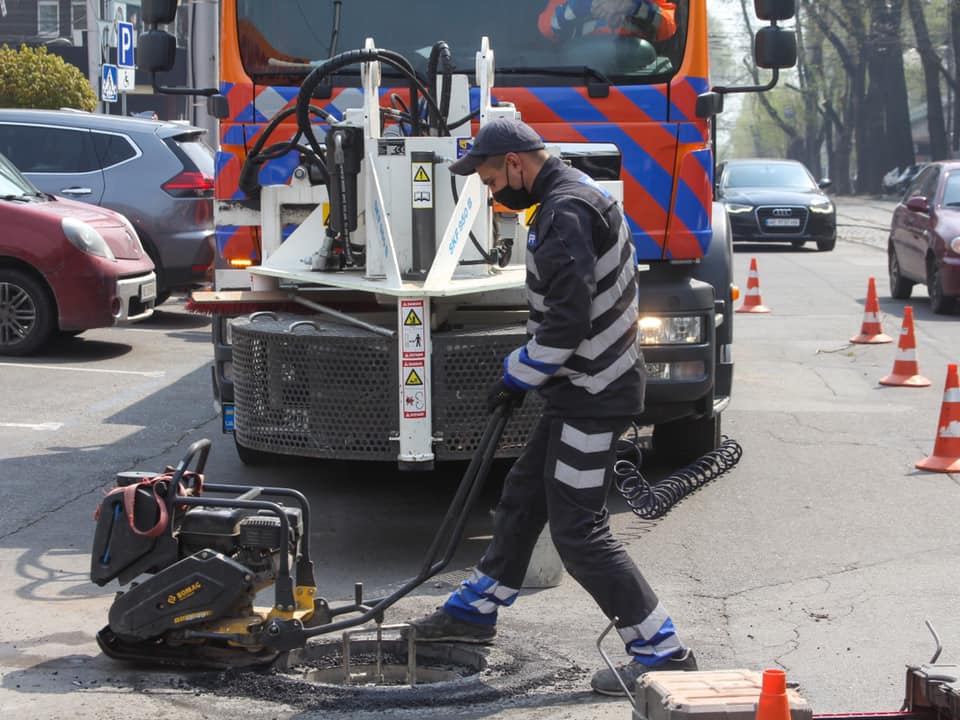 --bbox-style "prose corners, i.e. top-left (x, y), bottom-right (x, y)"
top-left (0, 422), bottom-right (64, 431)
top-left (0, 362), bottom-right (164, 378)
